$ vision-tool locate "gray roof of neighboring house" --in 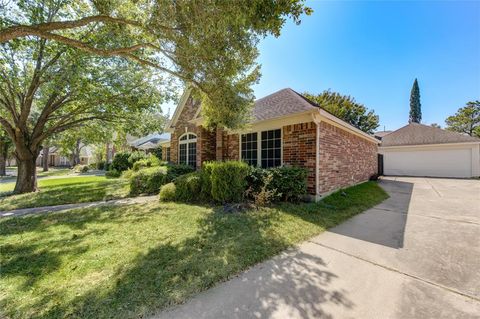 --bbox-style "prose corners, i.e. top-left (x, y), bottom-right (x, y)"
top-left (373, 130), bottom-right (393, 139)
top-left (129, 132), bottom-right (171, 148)
top-left (252, 88), bottom-right (318, 122)
top-left (381, 123), bottom-right (480, 147)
